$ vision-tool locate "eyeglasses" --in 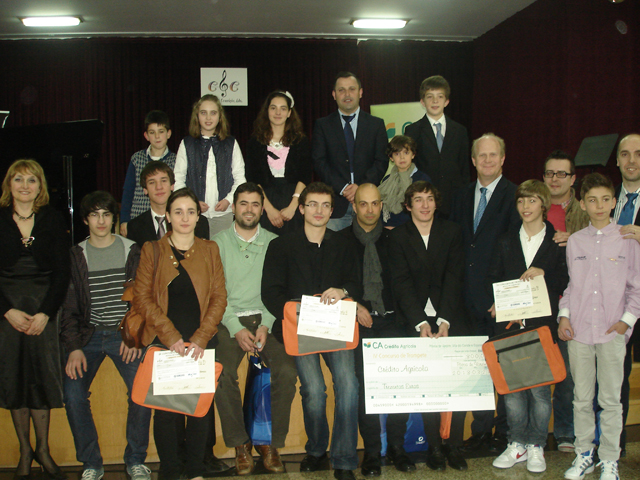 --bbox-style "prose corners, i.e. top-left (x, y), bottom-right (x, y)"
top-left (304, 202), bottom-right (332, 210)
top-left (88, 212), bottom-right (113, 220)
top-left (544, 170), bottom-right (573, 179)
